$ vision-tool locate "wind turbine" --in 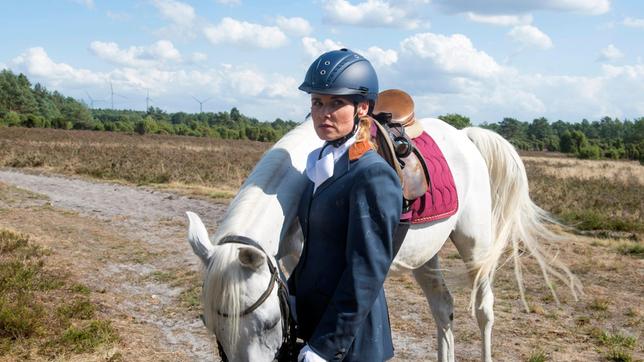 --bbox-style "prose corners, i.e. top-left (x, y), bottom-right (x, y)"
top-left (192, 96), bottom-right (211, 113)
top-left (85, 91), bottom-right (105, 109)
top-left (145, 89), bottom-right (154, 111)
top-left (109, 81), bottom-right (127, 109)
